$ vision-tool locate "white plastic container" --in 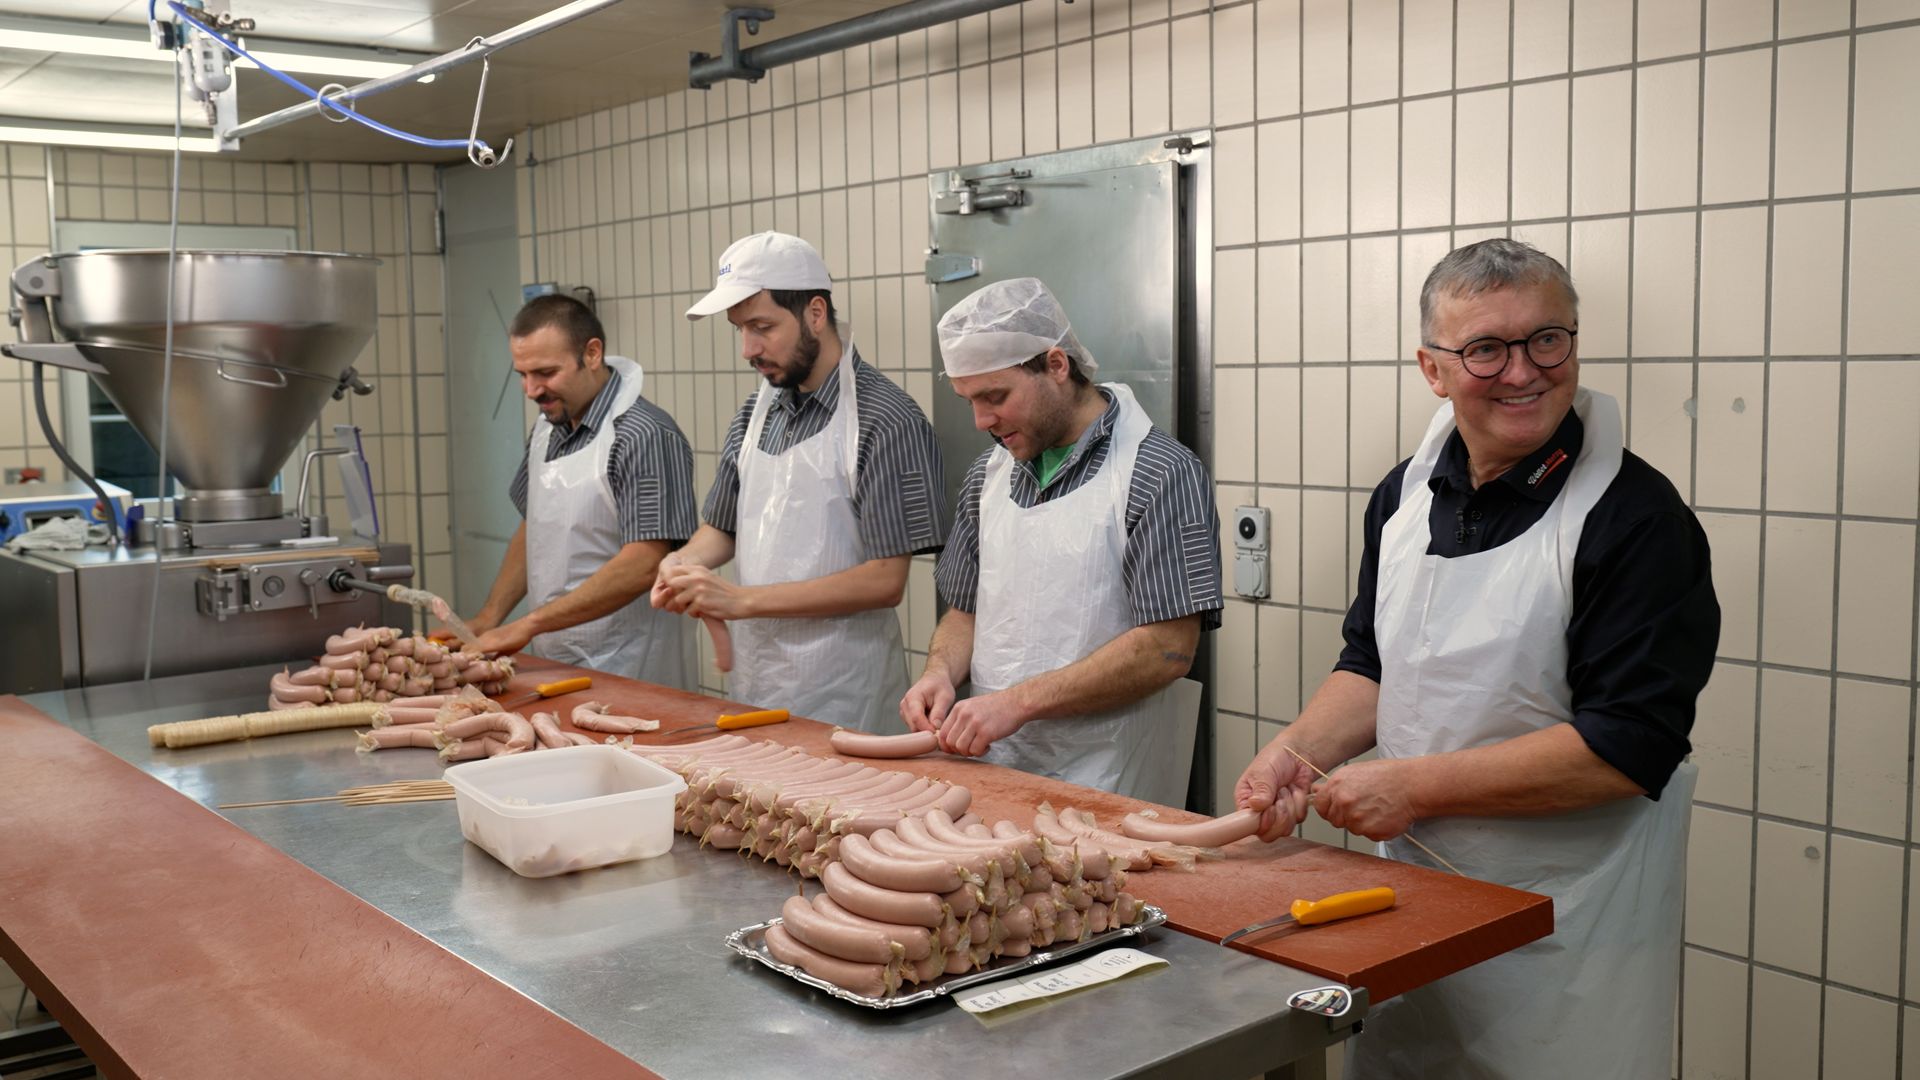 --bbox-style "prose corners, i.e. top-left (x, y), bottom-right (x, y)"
top-left (444, 745), bottom-right (687, 878)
